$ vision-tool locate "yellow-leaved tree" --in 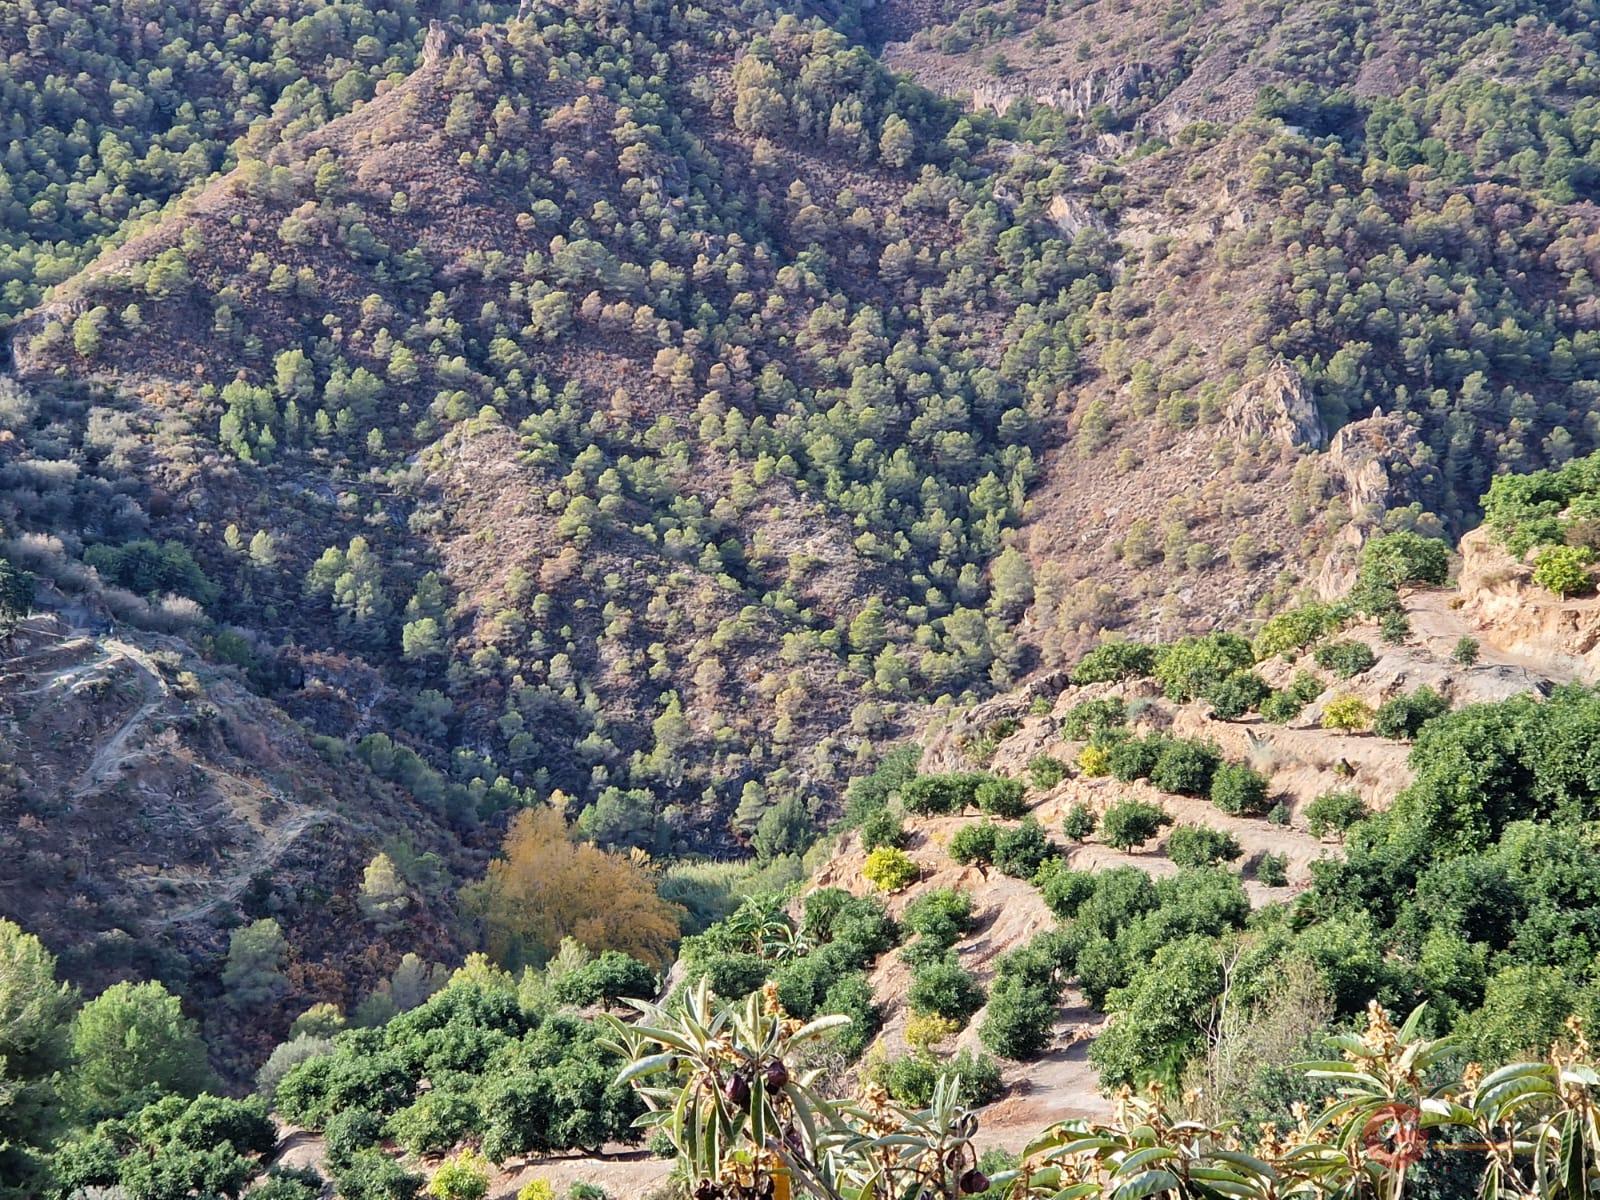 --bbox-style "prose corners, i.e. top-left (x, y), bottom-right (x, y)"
top-left (465, 807), bottom-right (682, 970)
